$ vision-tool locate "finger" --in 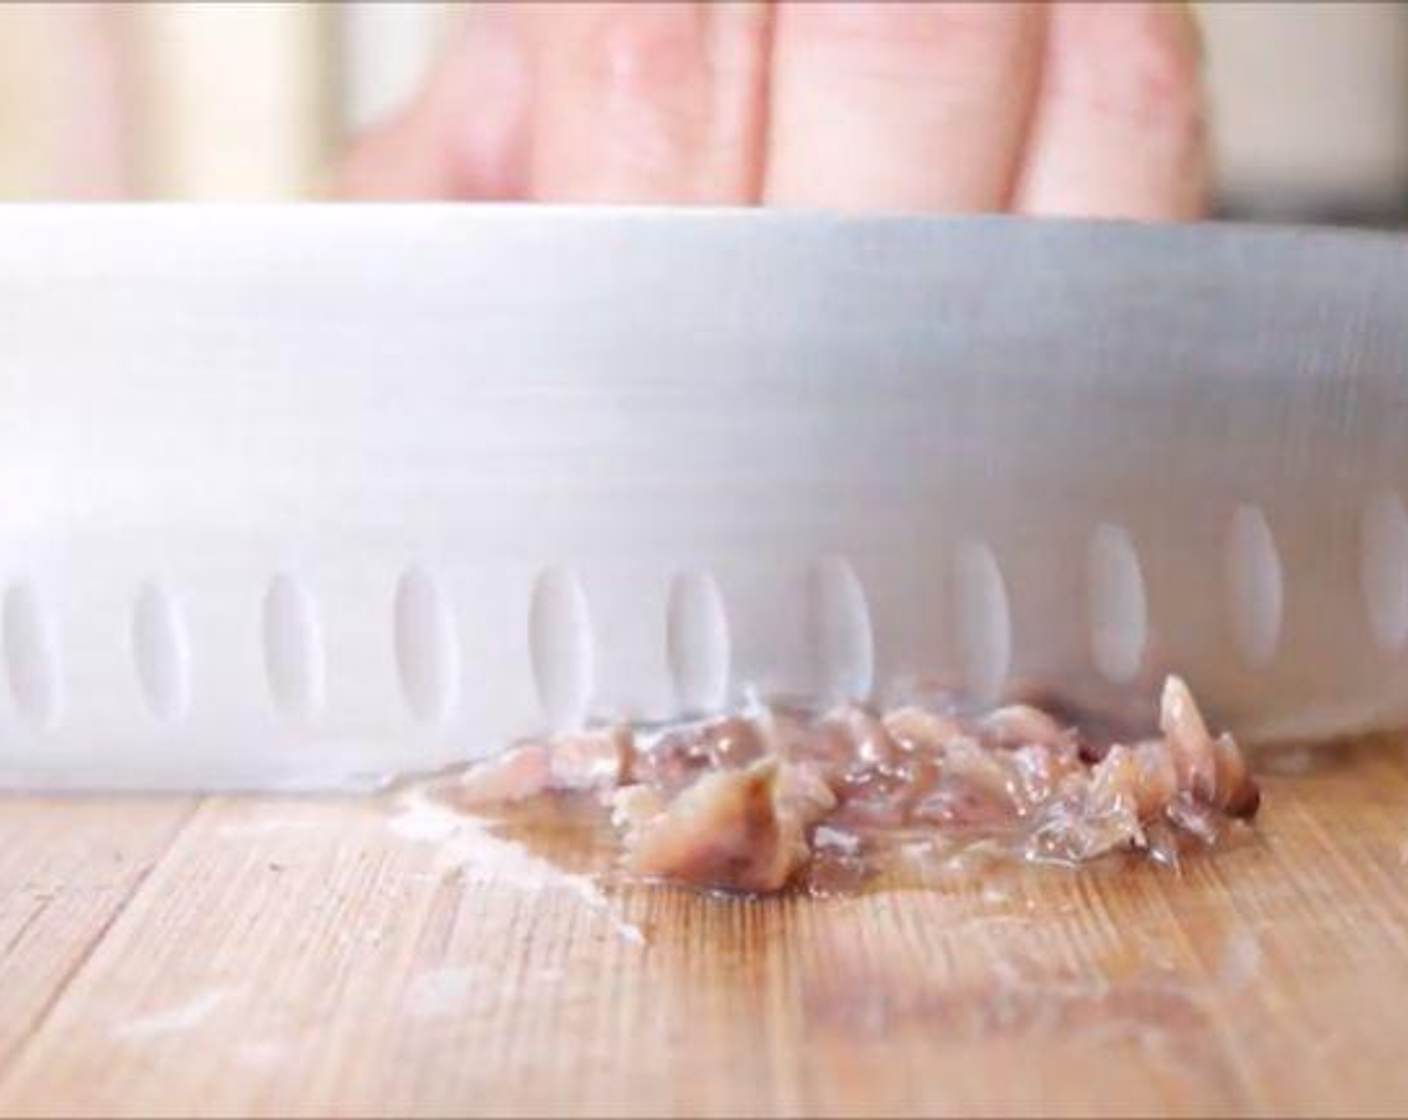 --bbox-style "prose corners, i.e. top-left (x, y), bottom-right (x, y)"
top-left (1014, 2), bottom-right (1207, 219)
top-left (763, 2), bottom-right (1046, 211)
top-left (340, 4), bottom-right (531, 200)
top-left (523, 2), bottom-right (771, 203)
top-left (339, 97), bottom-right (460, 199)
